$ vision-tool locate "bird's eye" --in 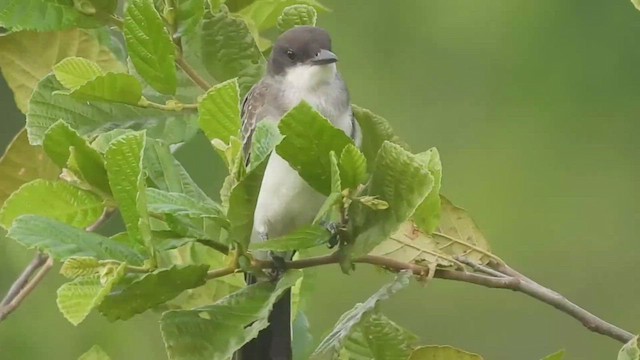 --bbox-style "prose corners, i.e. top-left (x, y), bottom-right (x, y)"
top-left (286, 49), bottom-right (296, 60)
